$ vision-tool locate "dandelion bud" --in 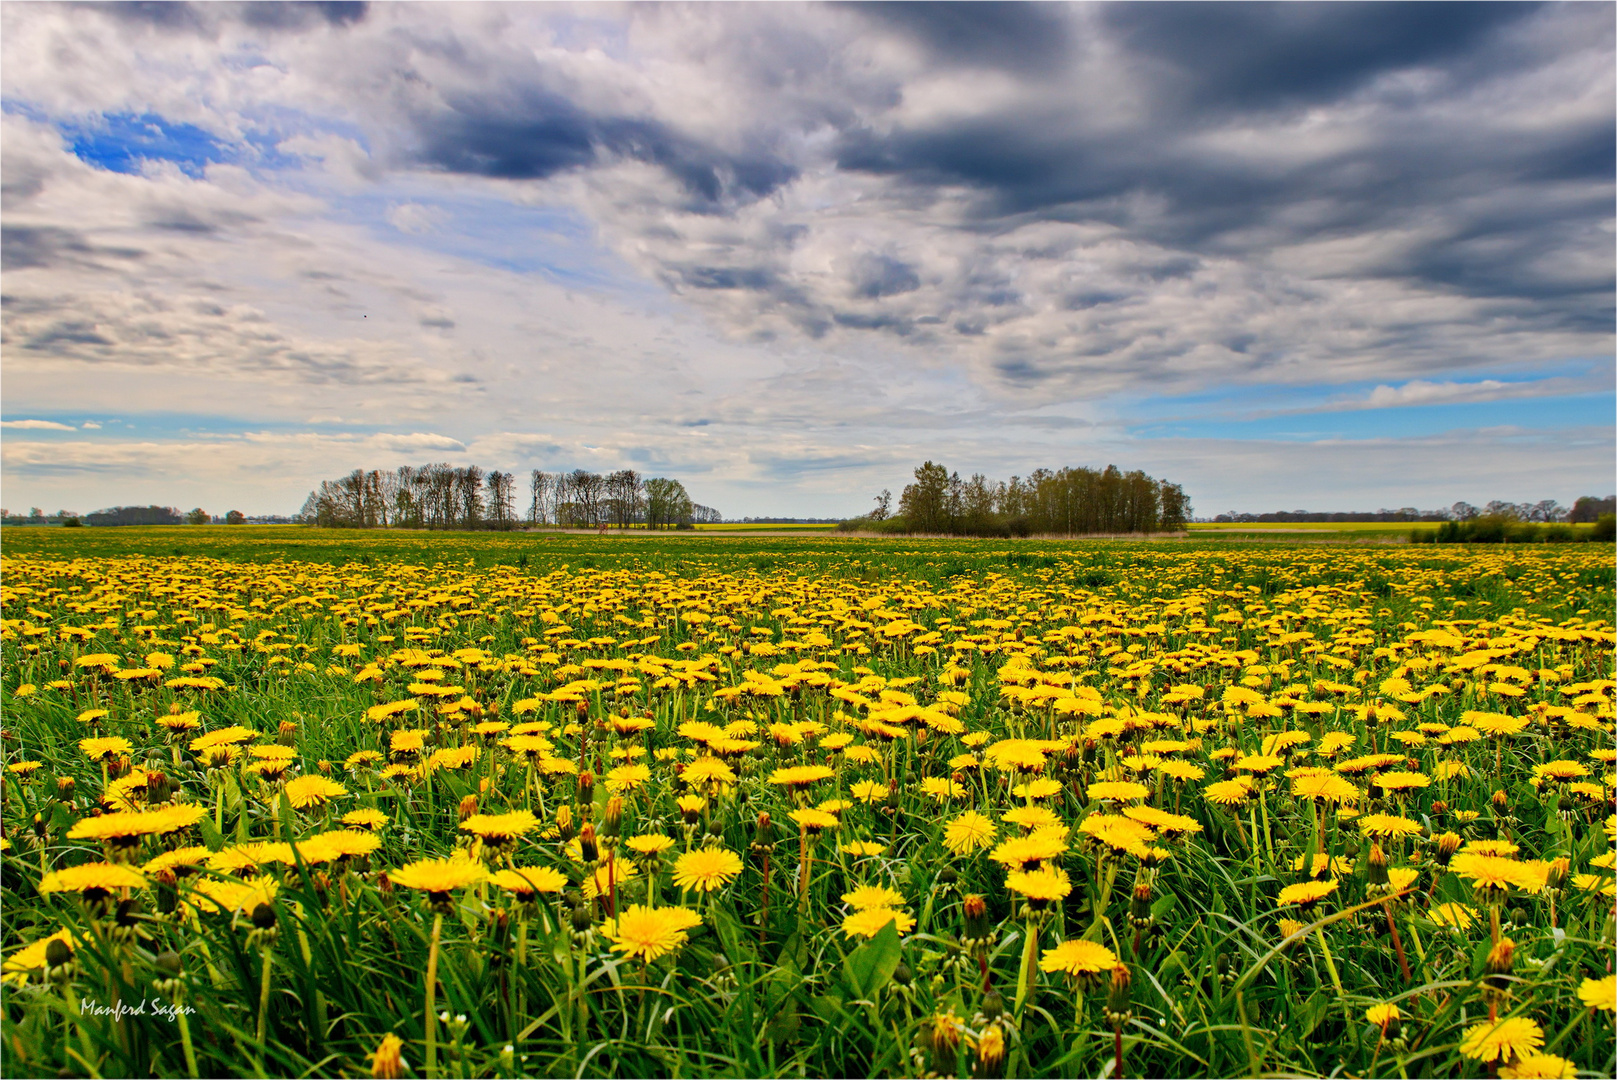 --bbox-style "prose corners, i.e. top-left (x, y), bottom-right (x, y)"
top-left (980, 987), bottom-right (1005, 1021)
top-left (755, 811), bottom-right (774, 847)
top-left (277, 720), bottom-right (298, 746)
top-left (893, 961), bottom-right (913, 987)
top-left (154, 869), bottom-right (178, 914)
top-left (155, 949), bottom-right (182, 978)
top-left (602, 796), bottom-right (624, 837)
top-left (973, 1021), bottom-right (1006, 1079)
top-left (937, 866), bottom-right (959, 886)
top-left (1105, 963), bottom-right (1133, 1024)
top-left (1367, 844), bottom-right (1390, 888)
top-left (556, 804), bottom-right (576, 843)
top-left (1484, 936), bottom-right (1515, 999)
top-left (1433, 831), bottom-right (1462, 866)
top-left (1491, 789), bottom-right (1508, 813)
top-left (577, 771), bottom-right (595, 803)
top-left (570, 903), bottom-right (593, 934)
top-left (108, 755), bottom-right (131, 781)
top-left (146, 770), bottom-right (171, 803)
top-left (928, 1011), bottom-right (962, 1062)
top-left (44, 938), bottom-right (74, 969)
top-left (317, 759), bottom-right (332, 775)
top-left (32, 811), bottom-right (48, 838)
top-left (377, 871), bottom-right (394, 900)
top-left (1546, 857), bottom-right (1570, 890)
top-left (963, 894), bottom-right (991, 942)
top-left (457, 794), bottom-right (479, 822)
top-left (1430, 799), bottom-right (1448, 821)
top-left (369, 1033), bottom-right (406, 1080)
top-left (1278, 918), bottom-right (1306, 953)
top-left (251, 902), bottom-right (277, 931)
top-left (1130, 880), bottom-right (1154, 927)
top-left (56, 776), bottom-right (74, 799)
top-left (579, 823), bottom-right (599, 863)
